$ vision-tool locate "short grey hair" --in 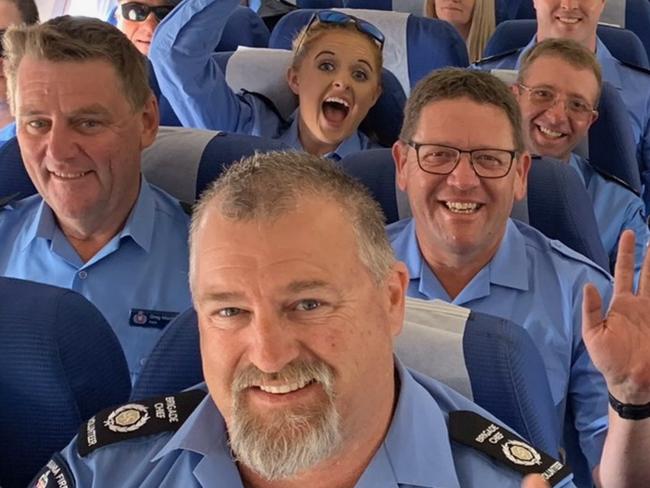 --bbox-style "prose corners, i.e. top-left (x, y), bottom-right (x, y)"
top-left (189, 151), bottom-right (395, 290)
